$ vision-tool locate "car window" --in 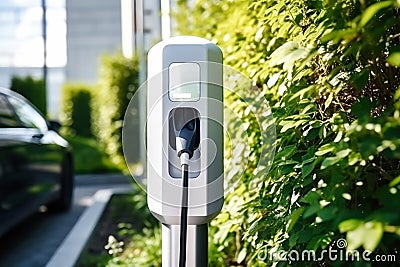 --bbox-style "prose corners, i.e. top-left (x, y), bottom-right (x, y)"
top-left (0, 94), bottom-right (21, 128)
top-left (7, 95), bottom-right (48, 132)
